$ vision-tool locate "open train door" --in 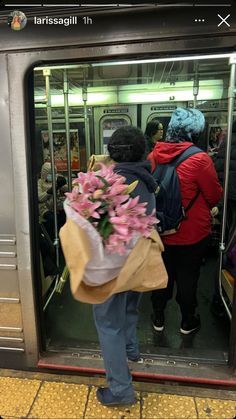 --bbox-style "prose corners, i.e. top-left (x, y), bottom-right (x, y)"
top-left (35, 55), bottom-right (236, 386)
